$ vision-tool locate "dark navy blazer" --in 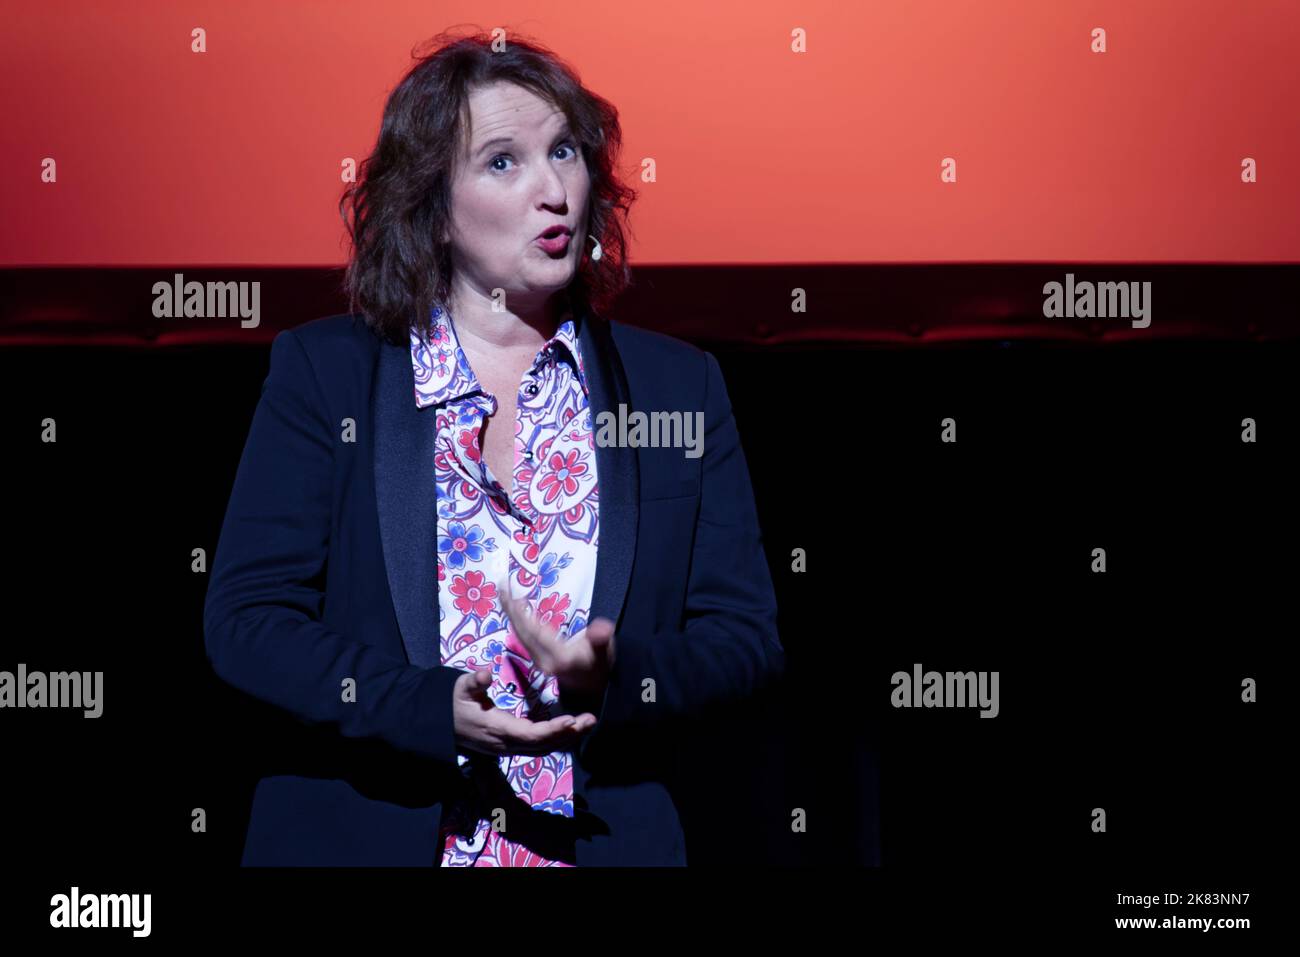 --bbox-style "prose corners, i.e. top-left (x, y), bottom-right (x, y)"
top-left (203, 306), bottom-right (784, 866)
